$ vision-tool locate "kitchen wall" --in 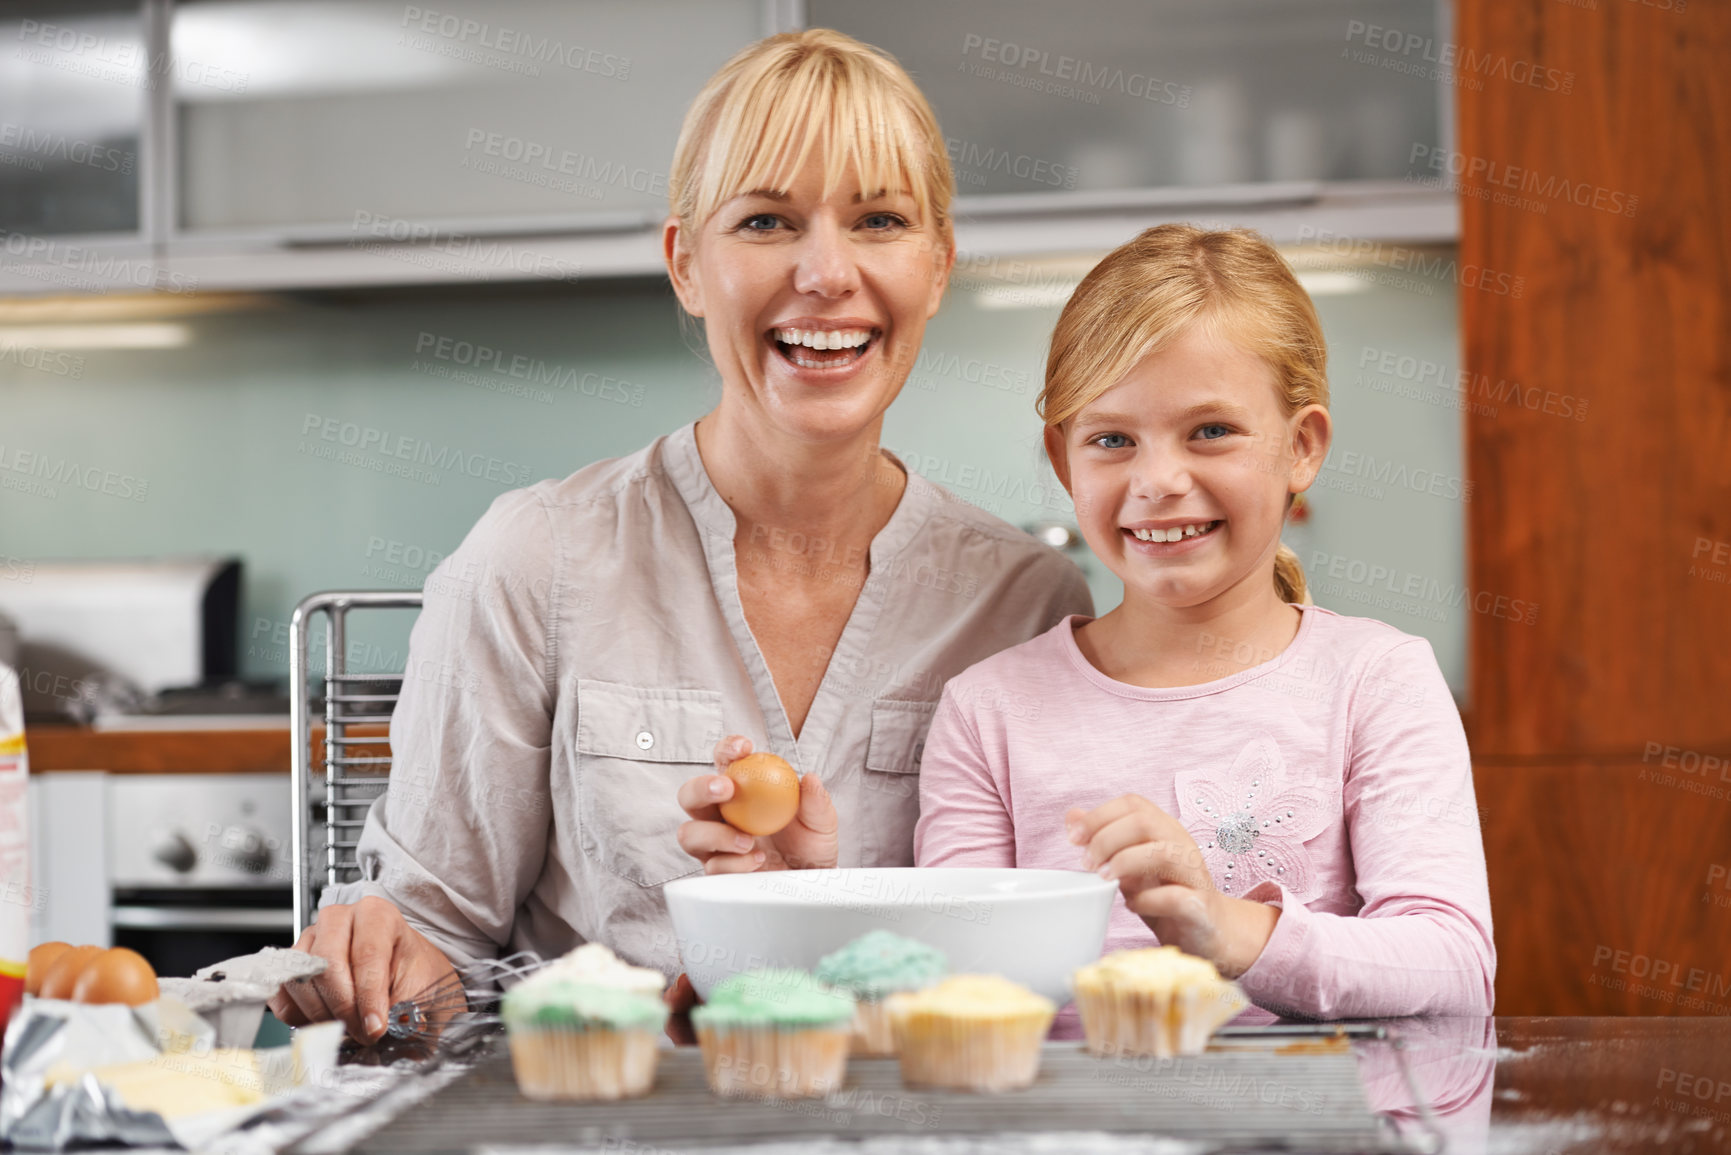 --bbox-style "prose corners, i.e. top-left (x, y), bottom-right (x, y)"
top-left (0, 254), bottom-right (1465, 694)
